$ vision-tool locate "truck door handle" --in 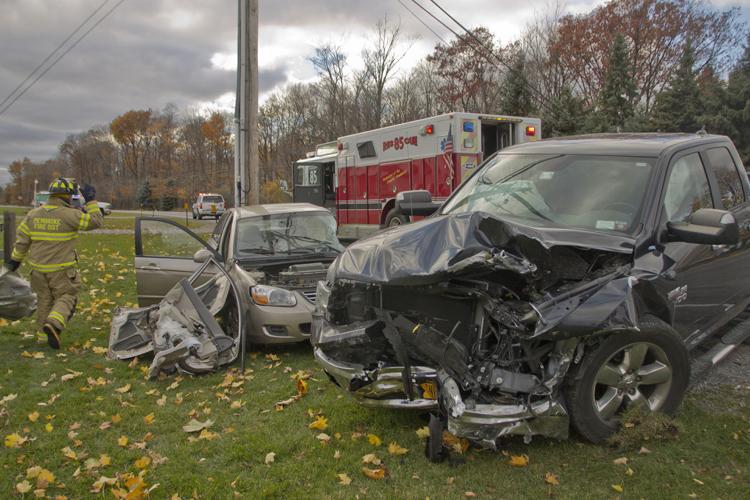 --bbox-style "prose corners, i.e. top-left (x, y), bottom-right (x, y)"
top-left (145, 262), bottom-right (161, 270)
